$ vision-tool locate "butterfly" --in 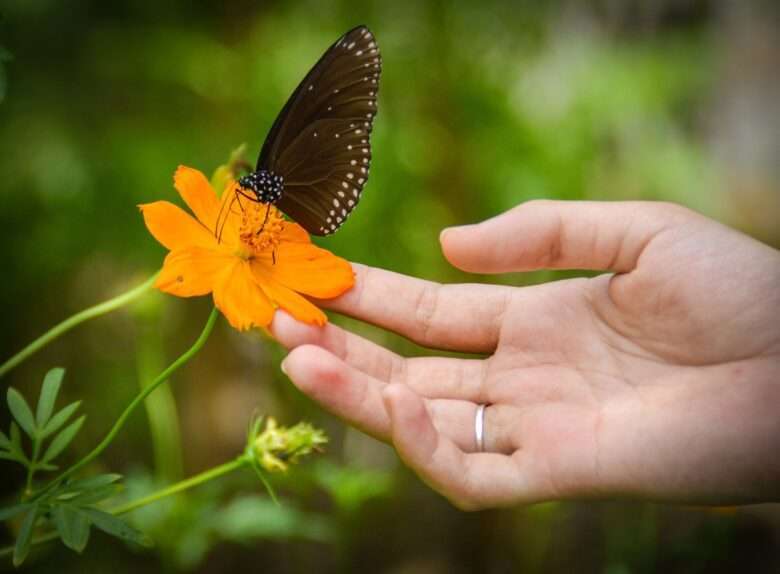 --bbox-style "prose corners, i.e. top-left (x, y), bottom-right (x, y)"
top-left (222, 25), bottom-right (381, 238)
